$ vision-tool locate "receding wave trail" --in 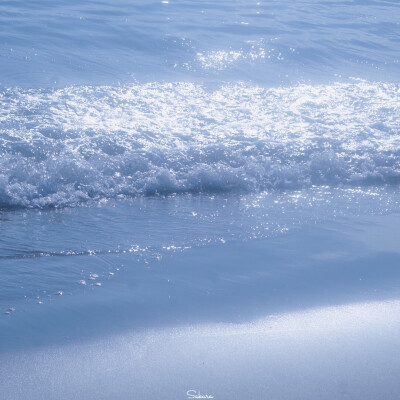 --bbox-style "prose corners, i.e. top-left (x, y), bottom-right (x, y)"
top-left (0, 80), bottom-right (399, 208)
